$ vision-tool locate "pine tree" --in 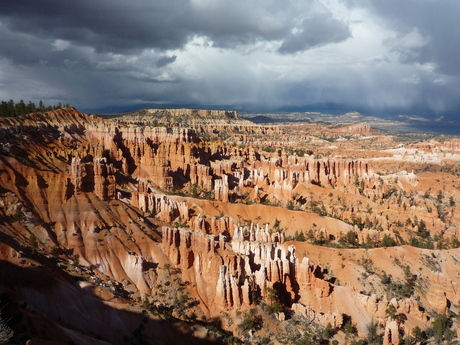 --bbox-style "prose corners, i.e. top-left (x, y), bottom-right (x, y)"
top-left (38, 100), bottom-right (45, 112)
